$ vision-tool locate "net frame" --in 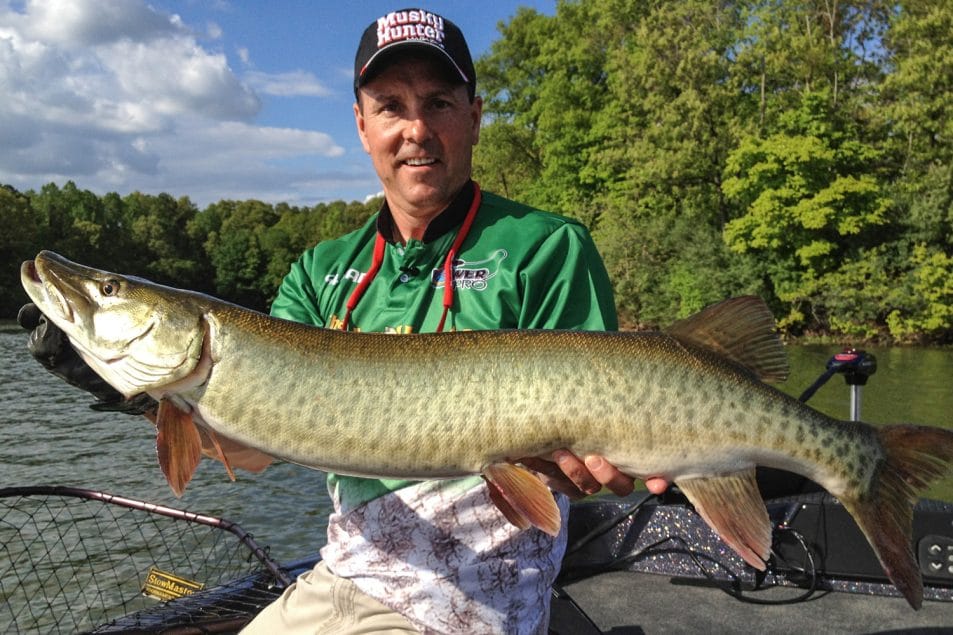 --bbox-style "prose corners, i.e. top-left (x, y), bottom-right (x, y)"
top-left (0, 485), bottom-right (292, 633)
